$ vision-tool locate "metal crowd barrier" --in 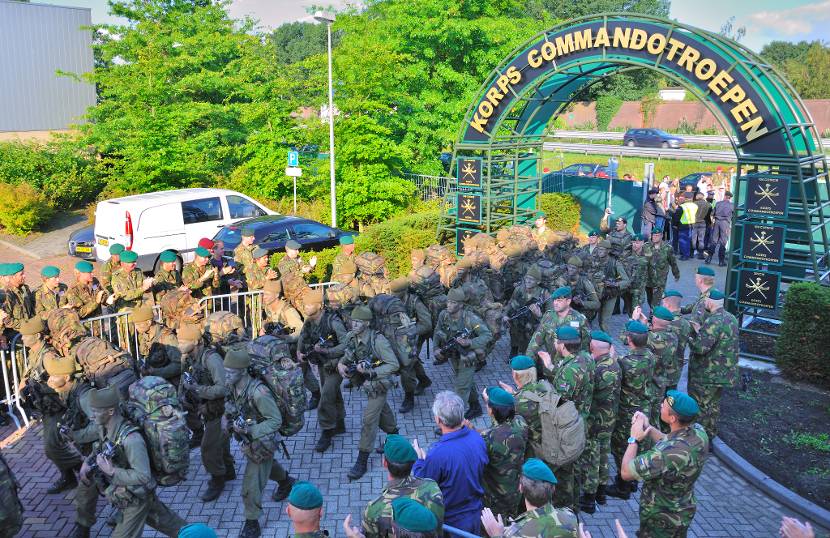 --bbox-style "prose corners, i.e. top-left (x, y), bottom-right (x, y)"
top-left (442, 525), bottom-right (480, 537)
top-left (1, 334), bottom-right (30, 428)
